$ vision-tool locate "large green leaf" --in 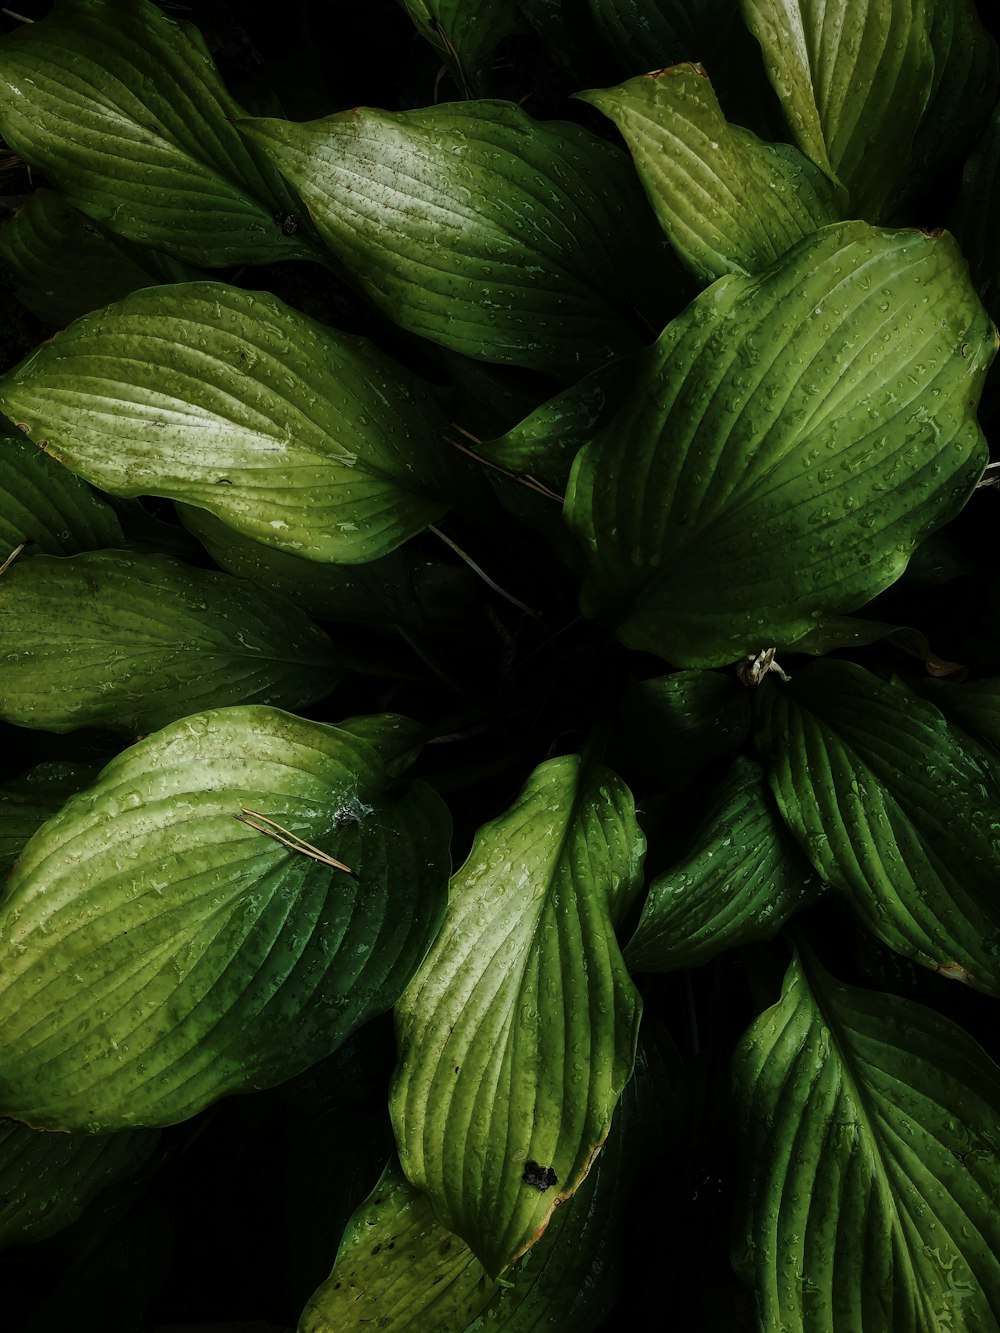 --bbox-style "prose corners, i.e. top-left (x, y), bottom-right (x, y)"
top-left (306, 1027), bottom-right (673, 1331)
top-left (564, 221), bottom-right (995, 668)
top-left (755, 660), bottom-right (1000, 993)
top-left (0, 760), bottom-right (100, 879)
top-left (0, 190), bottom-right (197, 328)
top-left (0, 1120), bottom-right (158, 1248)
top-left (0, 550), bottom-right (342, 734)
top-left (733, 950), bottom-right (1000, 1330)
top-left (588, 0), bottom-right (739, 74)
top-left (0, 282), bottom-right (468, 563)
top-left (579, 65), bottom-right (840, 285)
top-left (916, 675), bottom-right (1000, 751)
top-left (625, 757), bottom-right (823, 972)
top-left (0, 0), bottom-right (317, 266)
top-left (401, 0), bottom-right (527, 96)
top-left (391, 754), bottom-right (644, 1276)
top-left (0, 707), bottom-right (451, 1130)
top-left (240, 101), bottom-right (672, 377)
top-left (0, 422), bottom-right (123, 559)
top-left (742, 0), bottom-right (996, 218)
